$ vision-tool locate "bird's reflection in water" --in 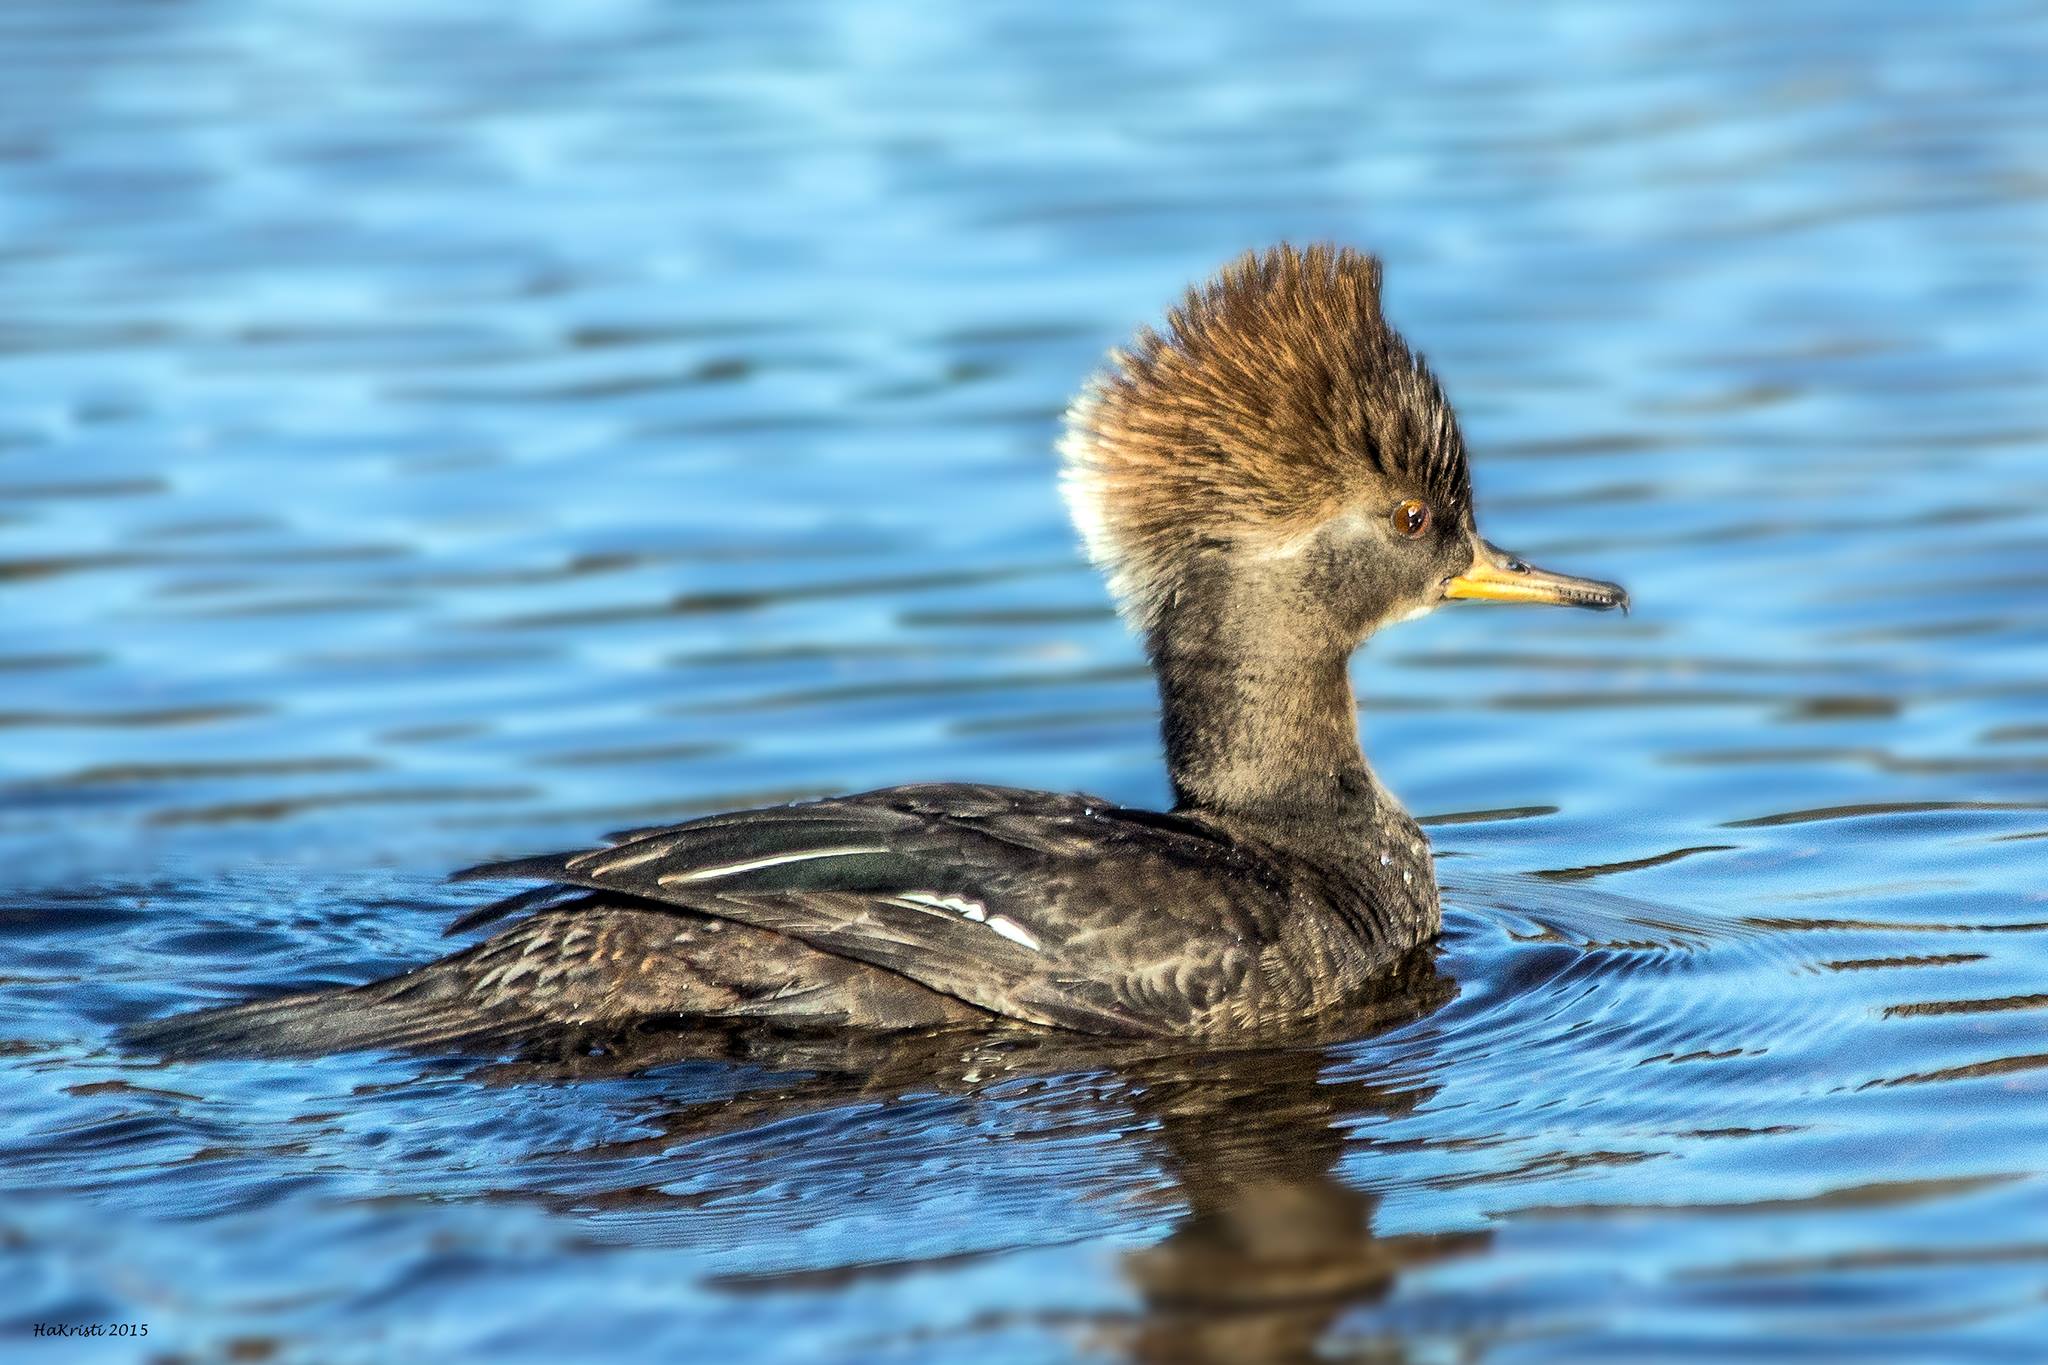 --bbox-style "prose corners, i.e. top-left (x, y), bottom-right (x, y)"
top-left (473, 948), bottom-right (1478, 1365)
top-left (1111, 1041), bottom-right (1487, 1364)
